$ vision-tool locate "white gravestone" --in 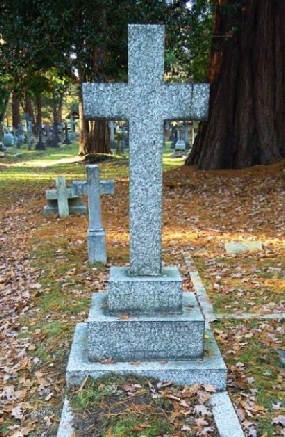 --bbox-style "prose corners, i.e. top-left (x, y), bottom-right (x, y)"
top-left (72, 166), bottom-right (115, 264)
